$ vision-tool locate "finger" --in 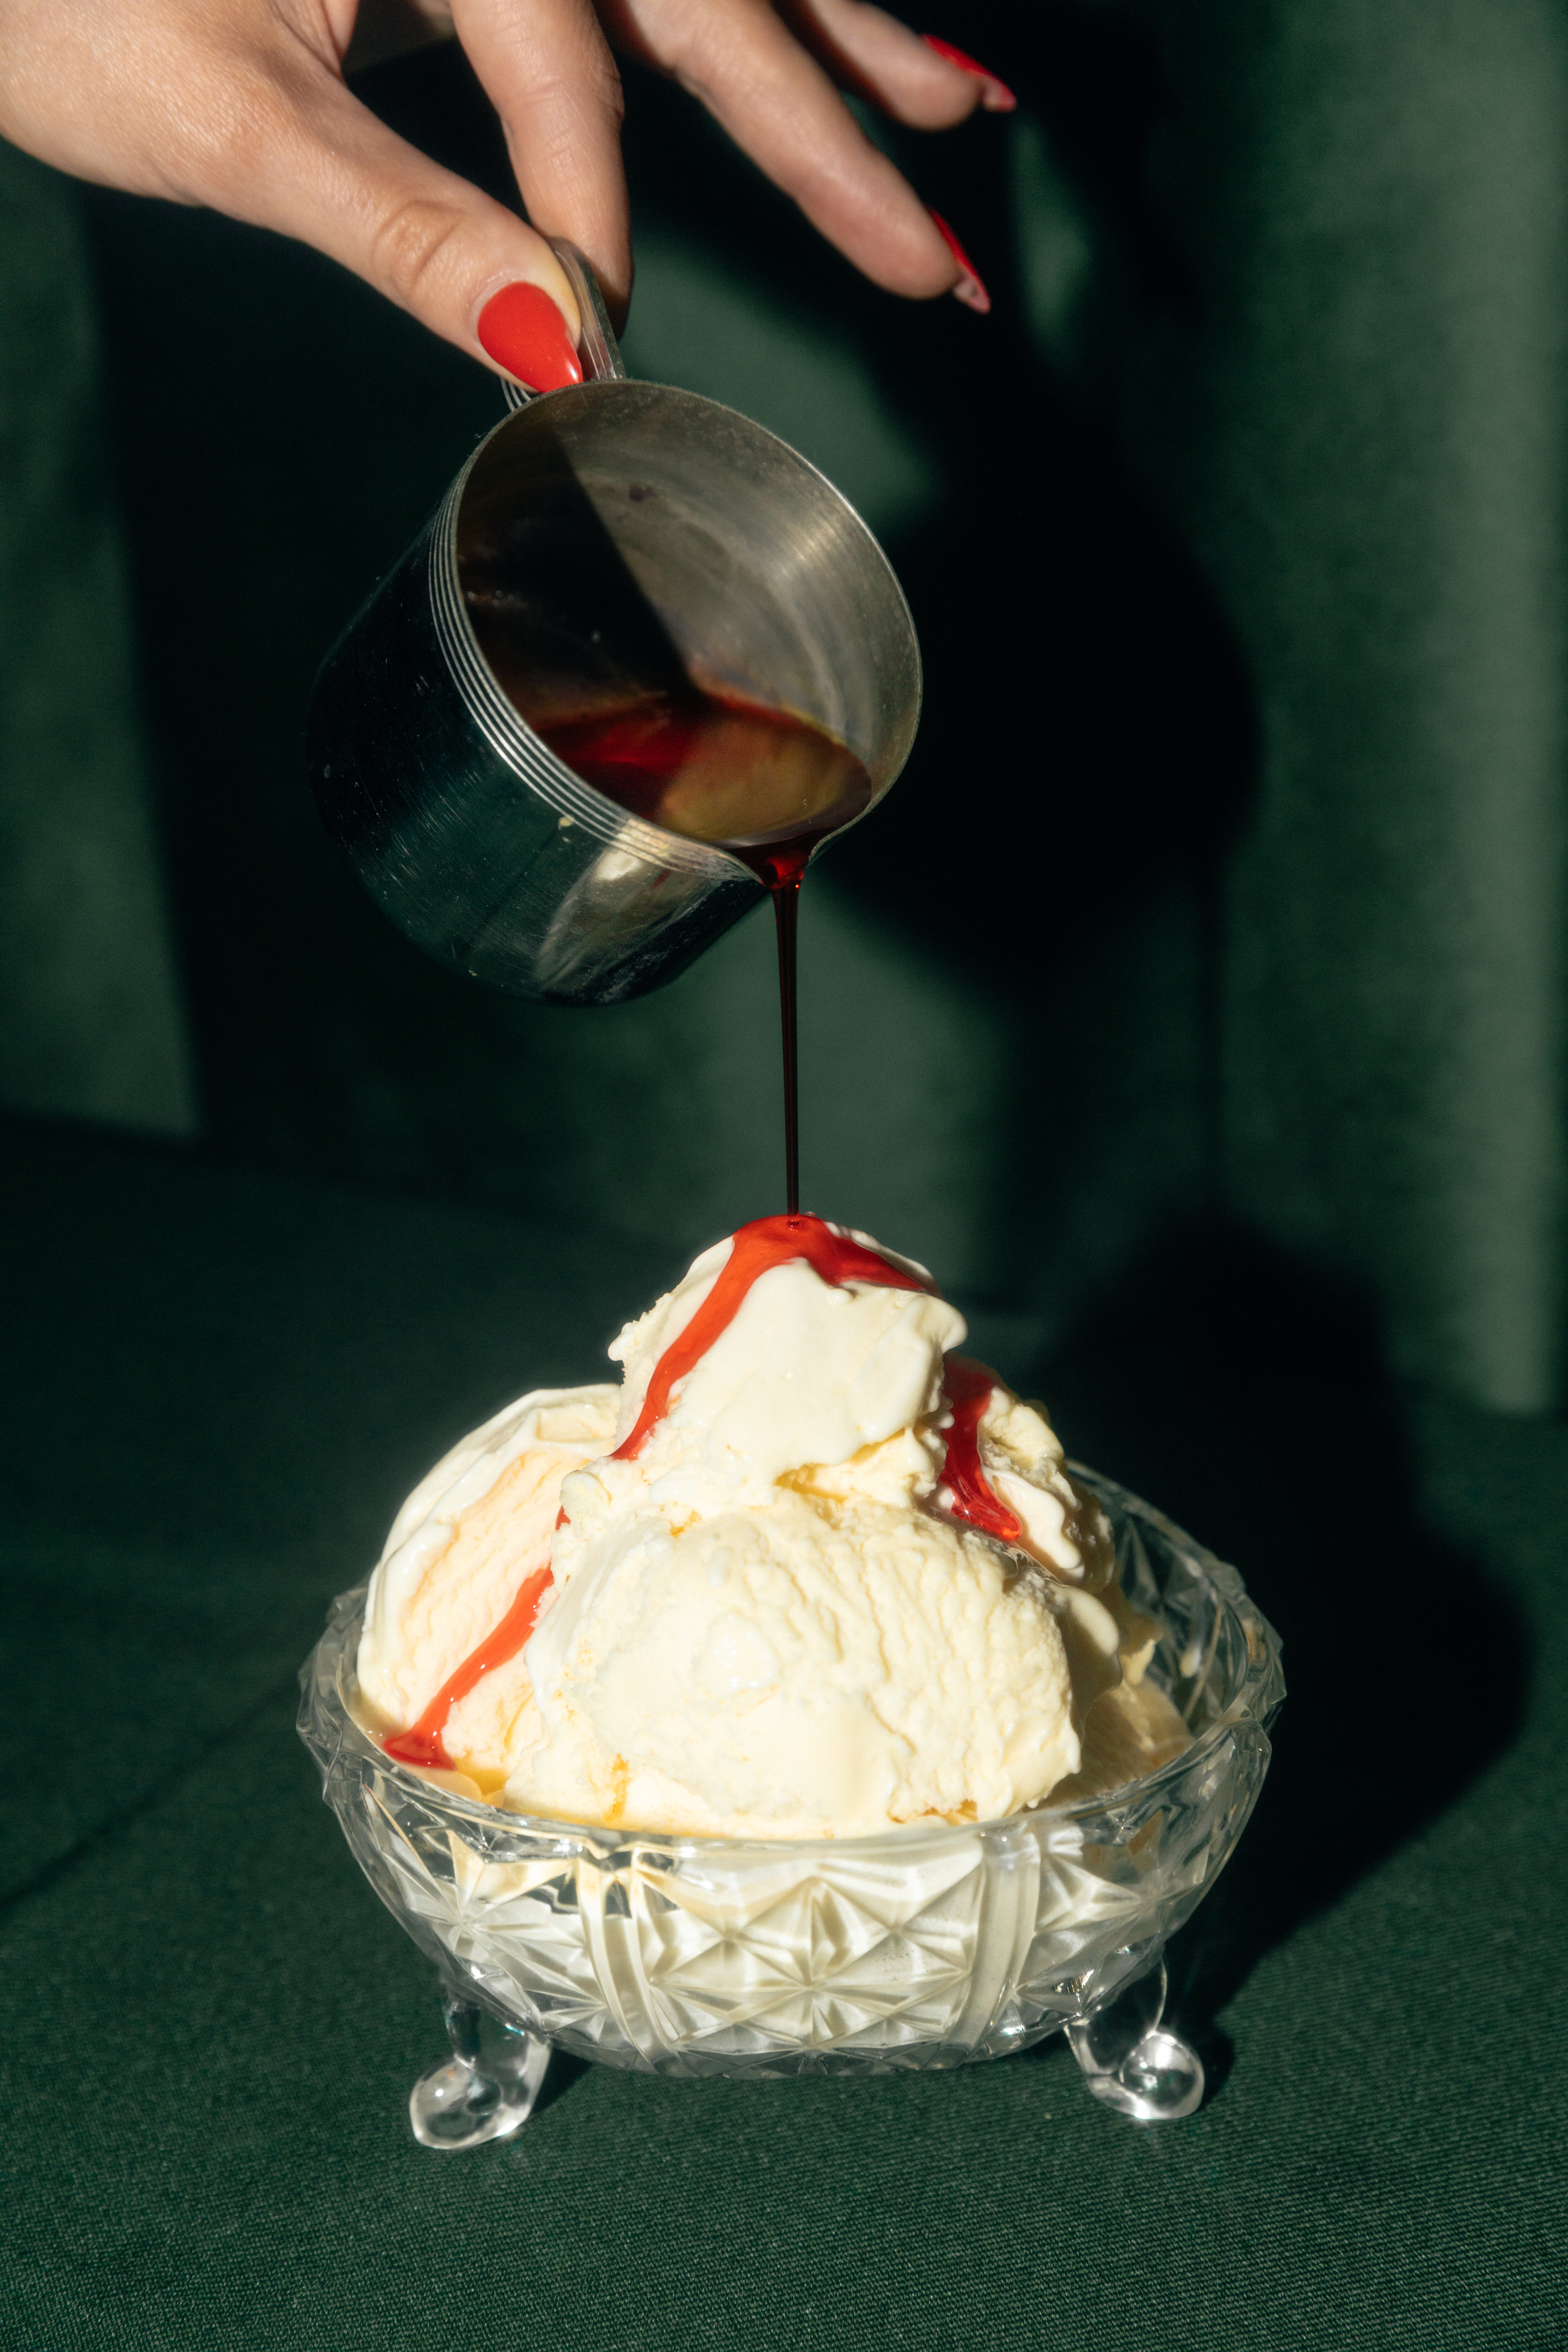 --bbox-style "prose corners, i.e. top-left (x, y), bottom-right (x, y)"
top-left (451, 0), bottom-right (632, 321)
top-left (201, 45), bottom-right (589, 386)
top-left (605, 0), bottom-right (979, 302)
top-left (783, 0), bottom-right (1014, 125)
